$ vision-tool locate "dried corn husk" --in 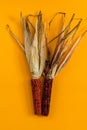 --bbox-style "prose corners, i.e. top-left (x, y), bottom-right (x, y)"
top-left (46, 14), bottom-right (87, 79)
top-left (27, 12), bottom-right (47, 78)
top-left (55, 30), bottom-right (87, 76)
top-left (7, 12), bottom-right (47, 79)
